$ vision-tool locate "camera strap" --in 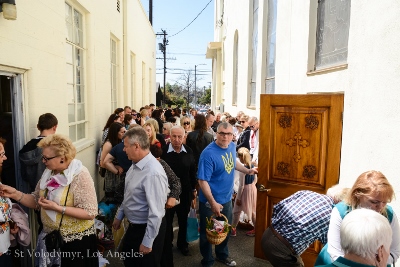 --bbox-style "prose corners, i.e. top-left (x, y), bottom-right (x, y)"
top-left (58, 184), bottom-right (71, 230)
